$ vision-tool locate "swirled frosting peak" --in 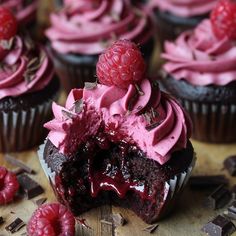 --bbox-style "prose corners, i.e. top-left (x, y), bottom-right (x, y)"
top-left (149, 0), bottom-right (217, 18)
top-left (46, 0), bottom-right (153, 55)
top-left (1, 0), bottom-right (38, 24)
top-left (162, 19), bottom-right (236, 86)
top-left (0, 34), bottom-right (54, 99)
top-left (44, 79), bottom-right (192, 165)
